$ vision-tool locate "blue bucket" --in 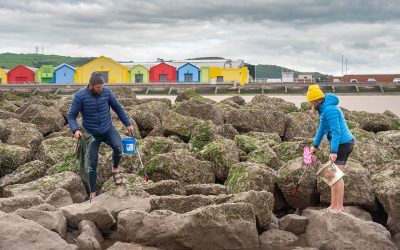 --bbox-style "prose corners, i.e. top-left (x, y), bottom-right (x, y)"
top-left (121, 137), bottom-right (136, 154)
